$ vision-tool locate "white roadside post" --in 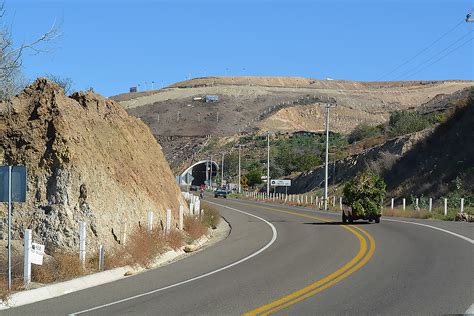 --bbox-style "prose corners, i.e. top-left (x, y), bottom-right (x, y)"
top-left (332, 196), bottom-right (336, 208)
top-left (402, 198), bottom-right (406, 211)
top-left (429, 198), bottom-right (433, 212)
top-left (179, 204), bottom-right (184, 230)
top-left (415, 198), bottom-right (419, 211)
top-left (391, 198), bottom-right (394, 210)
top-left (166, 209), bottom-right (172, 233)
top-left (311, 196), bottom-right (313, 205)
top-left (121, 222), bottom-right (127, 245)
top-left (98, 245), bottom-right (105, 271)
top-left (147, 211), bottom-right (154, 232)
top-left (339, 197), bottom-right (343, 211)
top-left (79, 221), bottom-right (86, 267)
top-left (460, 198), bottom-right (464, 213)
top-left (24, 229), bottom-right (32, 285)
top-left (444, 198), bottom-right (448, 216)
top-left (190, 201), bottom-right (195, 215)
top-left (316, 196), bottom-right (319, 208)
top-left (305, 195), bottom-right (308, 205)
